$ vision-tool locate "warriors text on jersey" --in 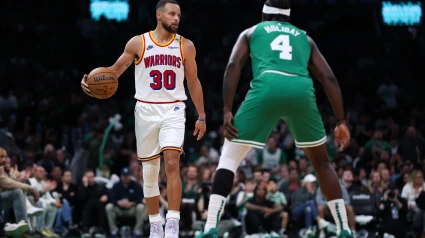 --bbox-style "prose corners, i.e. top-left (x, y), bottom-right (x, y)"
top-left (134, 31), bottom-right (187, 102)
